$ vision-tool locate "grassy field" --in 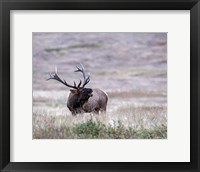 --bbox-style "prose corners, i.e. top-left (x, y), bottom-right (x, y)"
top-left (33, 90), bottom-right (167, 139)
top-left (33, 32), bottom-right (167, 139)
